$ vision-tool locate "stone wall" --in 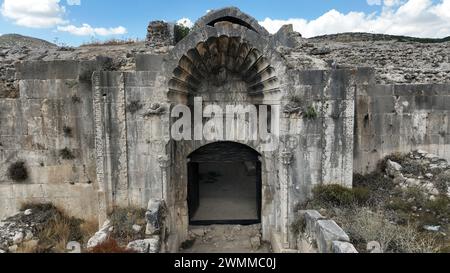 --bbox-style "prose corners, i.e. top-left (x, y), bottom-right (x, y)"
top-left (354, 84), bottom-right (450, 173)
top-left (92, 66), bottom-right (169, 223)
top-left (0, 60), bottom-right (101, 221)
top-left (286, 68), bottom-right (373, 203)
top-left (298, 210), bottom-right (358, 253)
top-left (146, 21), bottom-right (174, 48)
